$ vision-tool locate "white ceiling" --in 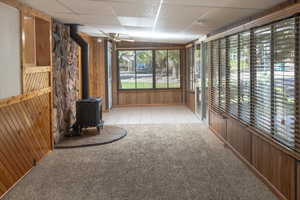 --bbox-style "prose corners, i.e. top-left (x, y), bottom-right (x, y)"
top-left (19, 0), bottom-right (286, 43)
